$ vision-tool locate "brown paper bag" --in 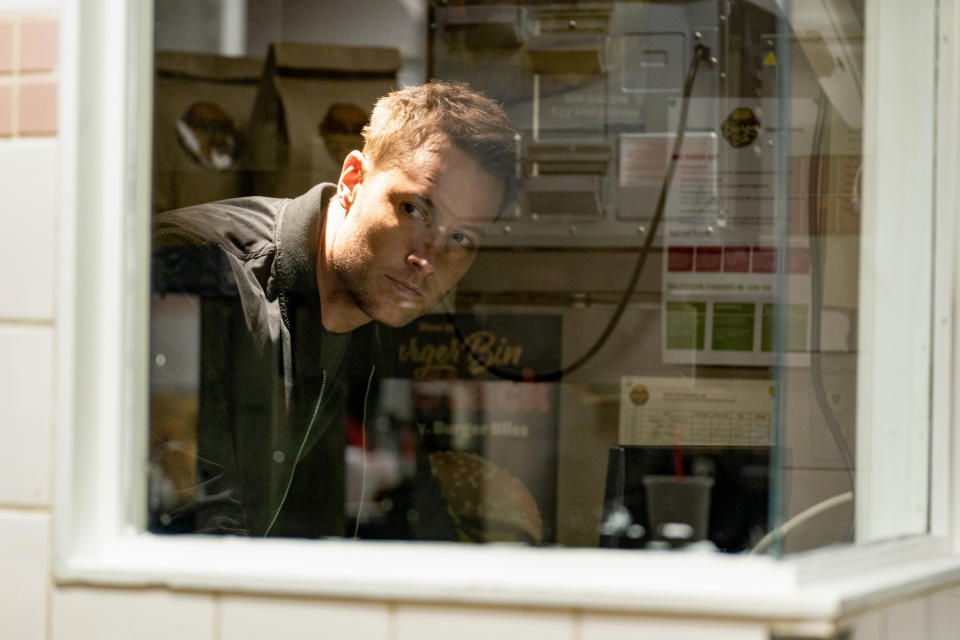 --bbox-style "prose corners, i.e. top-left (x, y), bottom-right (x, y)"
top-left (153, 51), bottom-right (264, 213)
top-left (247, 42), bottom-right (400, 198)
